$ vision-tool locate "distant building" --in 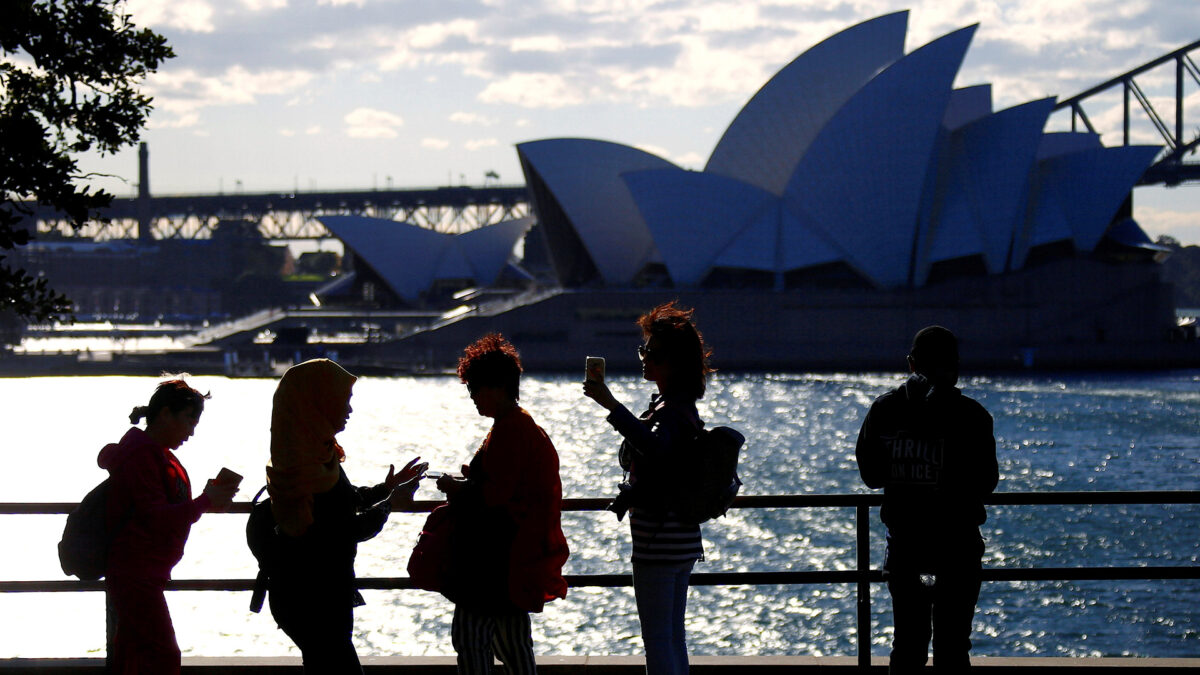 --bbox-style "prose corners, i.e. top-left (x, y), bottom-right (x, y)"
top-left (12, 220), bottom-right (299, 321)
top-left (355, 12), bottom-right (1193, 371)
top-left (313, 215), bottom-right (535, 309)
top-left (517, 11), bottom-right (1163, 292)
